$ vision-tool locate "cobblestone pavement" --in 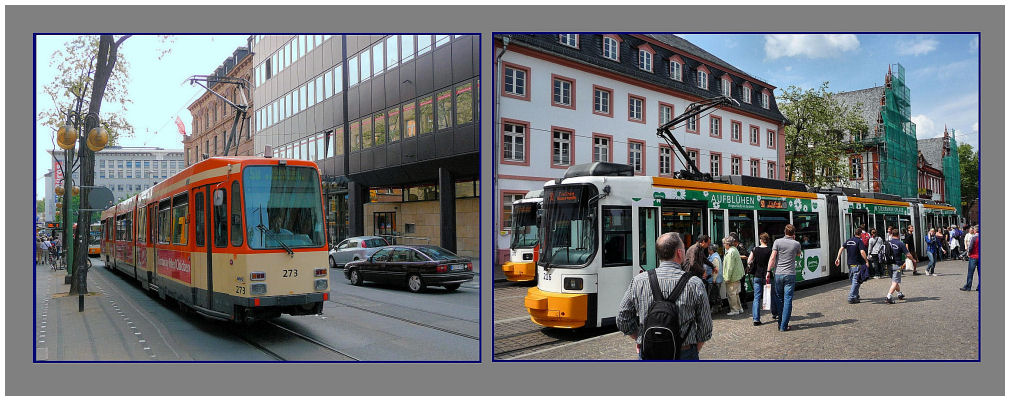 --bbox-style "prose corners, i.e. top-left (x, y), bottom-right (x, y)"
top-left (502, 259), bottom-right (979, 360)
